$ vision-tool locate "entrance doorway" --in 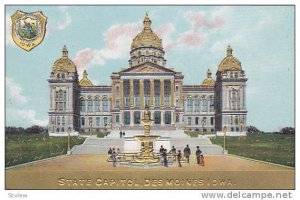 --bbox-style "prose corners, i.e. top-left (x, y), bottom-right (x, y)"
top-left (154, 111), bottom-right (161, 124)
